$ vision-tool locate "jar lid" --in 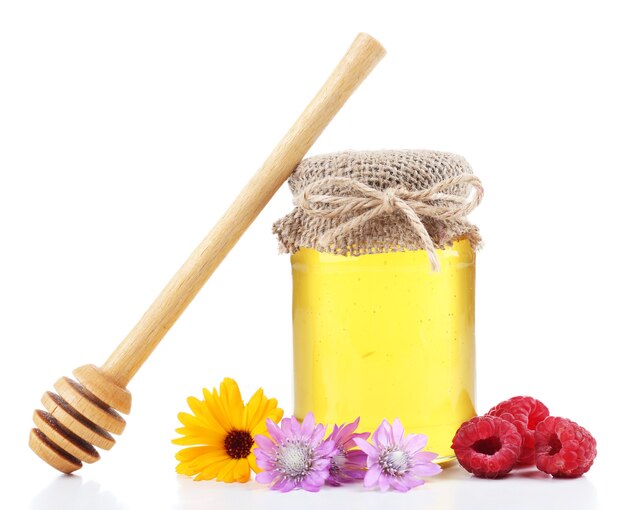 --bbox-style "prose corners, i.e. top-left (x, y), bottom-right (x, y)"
top-left (273, 150), bottom-right (483, 271)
